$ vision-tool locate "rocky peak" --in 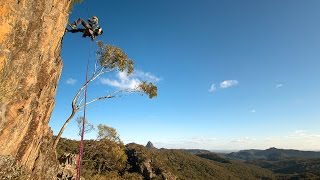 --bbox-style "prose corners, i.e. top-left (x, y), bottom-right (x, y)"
top-left (126, 143), bottom-right (177, 180)
top-left (146, 141), bottom-right (155, 149)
